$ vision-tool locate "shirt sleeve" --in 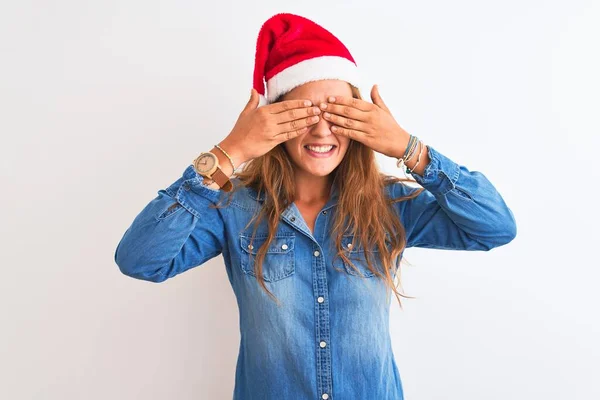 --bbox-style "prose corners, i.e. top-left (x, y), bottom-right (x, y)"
top-left (114, 164), bottom-right (227, 282)
top-left (393, 144), bottom-right (517, 250)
